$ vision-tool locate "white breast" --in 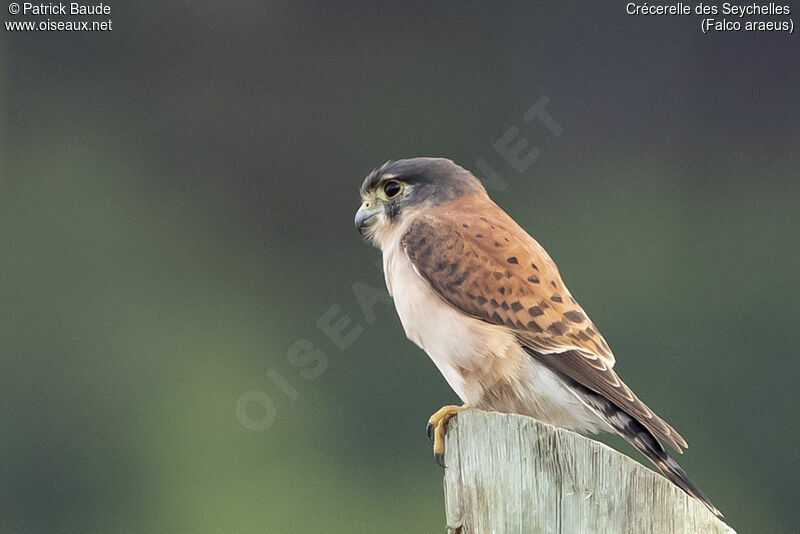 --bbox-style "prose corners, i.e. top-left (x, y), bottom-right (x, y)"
top-left (382, 236), bottom-right (519, 403)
